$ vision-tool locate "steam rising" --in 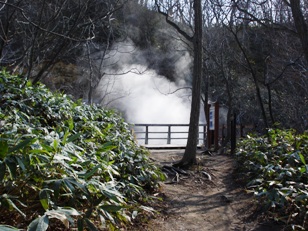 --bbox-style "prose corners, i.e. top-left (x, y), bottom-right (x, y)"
top-left (109, 70), bottom-right (191, 124)
top-left (96, 41), bottom-right (193, 124)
